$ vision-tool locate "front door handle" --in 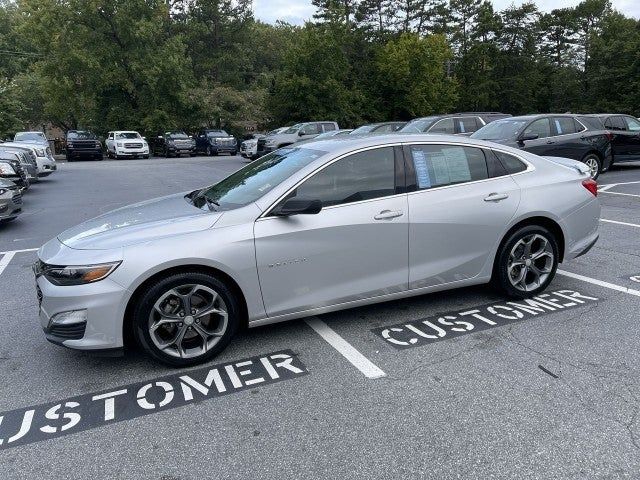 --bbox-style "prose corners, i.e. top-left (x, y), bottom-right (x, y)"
top-left (374, 210), bottom-right (403, 220)
top-left (484, 193), bottom-right (509, 202)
